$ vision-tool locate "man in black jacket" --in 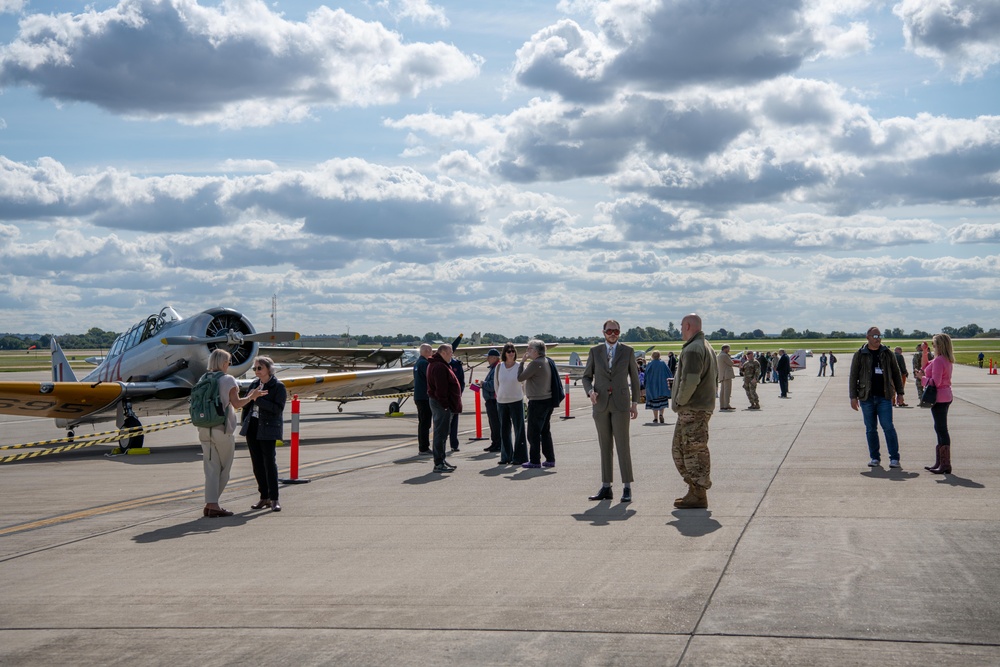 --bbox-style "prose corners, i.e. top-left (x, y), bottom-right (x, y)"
top-left (849, 327), bottom-right (905, 467)
top-left (777, 349), bottom-right (791, 398)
